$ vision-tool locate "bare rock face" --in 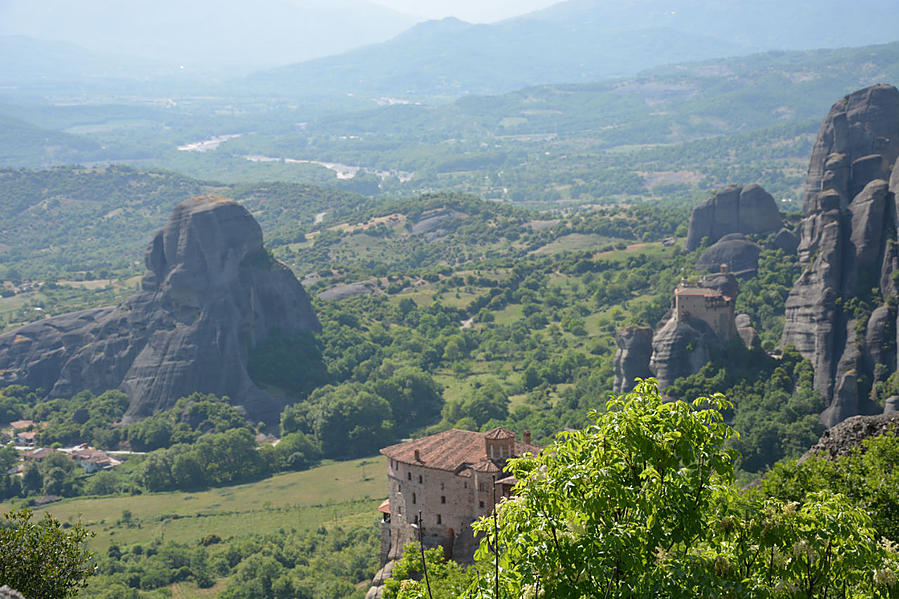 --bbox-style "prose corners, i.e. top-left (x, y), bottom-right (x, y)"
top-left (771, 228), bottom-right (799, 254)
top-left (782, 84), bottom-right (899, 428)
top-left (685, 184), bottom-right (782, 251)
top-left (0, 196), bottom-right (319, 423)
top-left (698, 270), bottom-right (739, 299)
top-left (613, 326), bottom-right (653, 393)
top-left (735, 313), bottom-right (760, 350)
top-left (802, 412), bottom-right (899, 460)
top-left (885, 396), bottom-right (899, 414)
top-left (695, 233), bottom-right (761, 273)
top-left (649, 316), bottom-right (722, 389)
